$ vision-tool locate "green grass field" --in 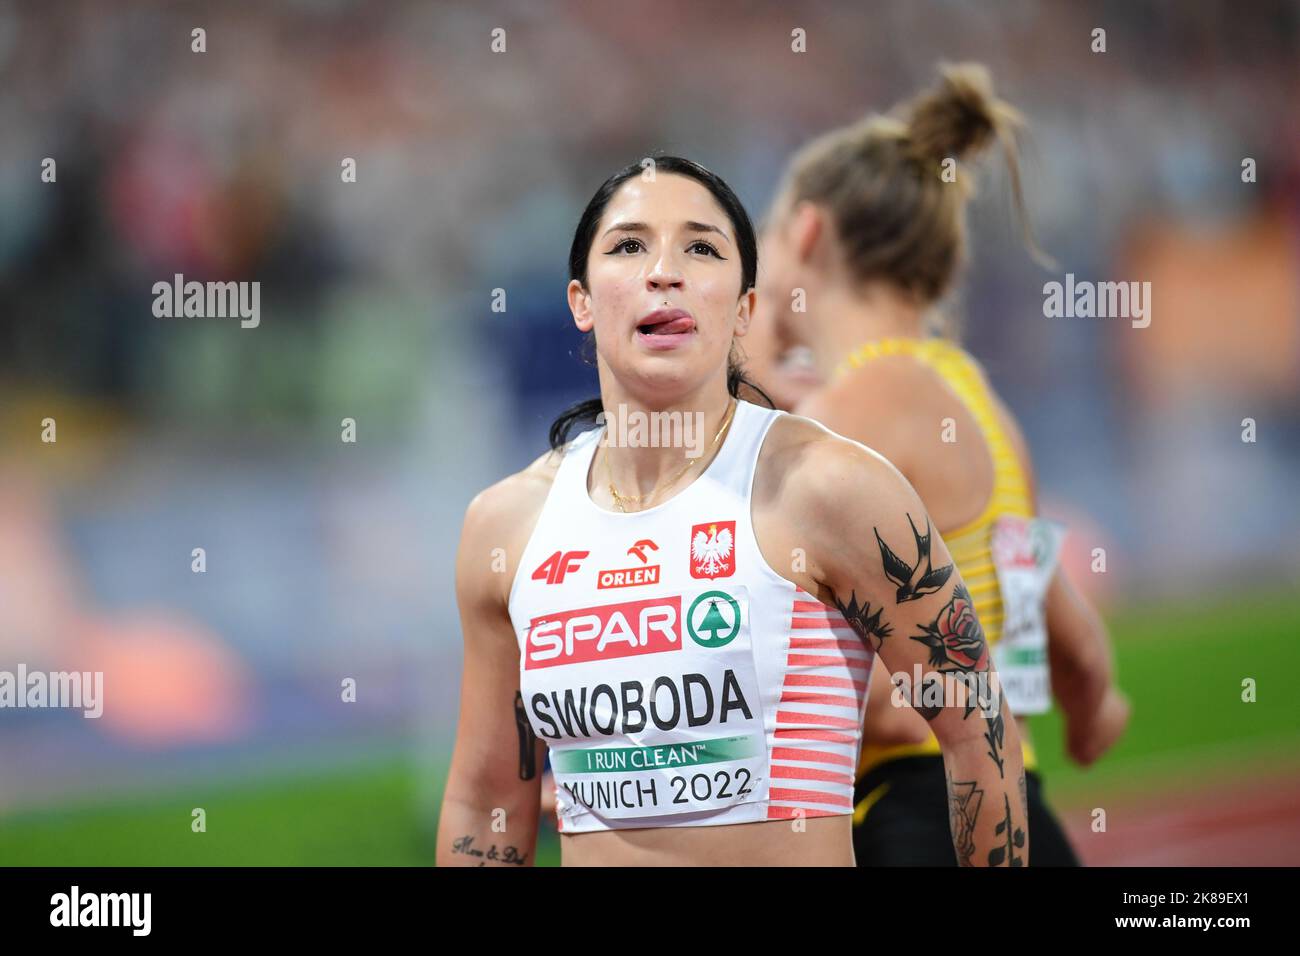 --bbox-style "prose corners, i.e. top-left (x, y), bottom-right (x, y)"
top-left (1, 587), bottom-right (1296, 865)
top-left (1030, 586), bottom-right (1300, 799)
